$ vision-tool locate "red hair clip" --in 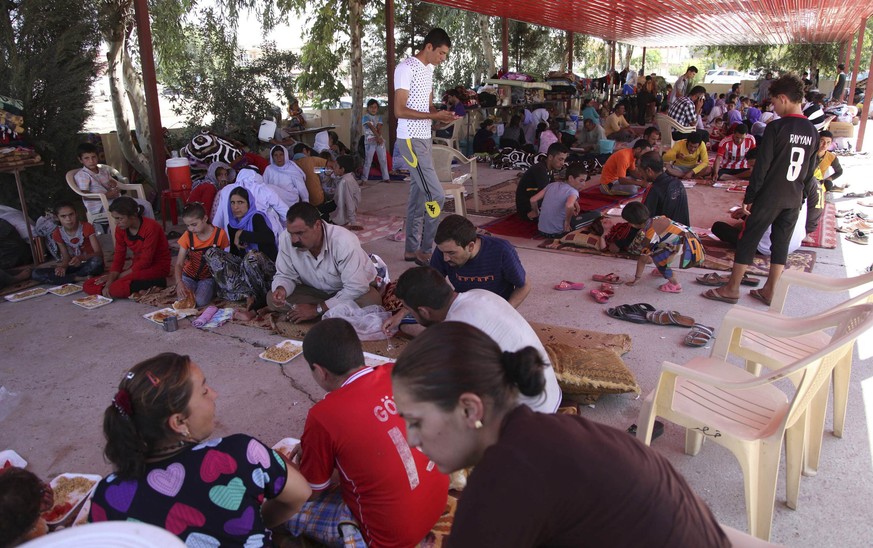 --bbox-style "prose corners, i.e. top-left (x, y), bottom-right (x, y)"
top-left (146, 371), bottom-right (161, 387)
